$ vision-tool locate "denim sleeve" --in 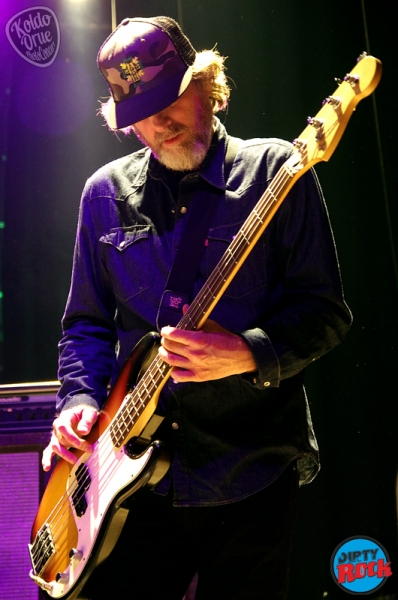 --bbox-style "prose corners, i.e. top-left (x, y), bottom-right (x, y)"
top-left (56, 187), bottom-right (119, 413)
top-left (238, 167), bottom-right (352, 389)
